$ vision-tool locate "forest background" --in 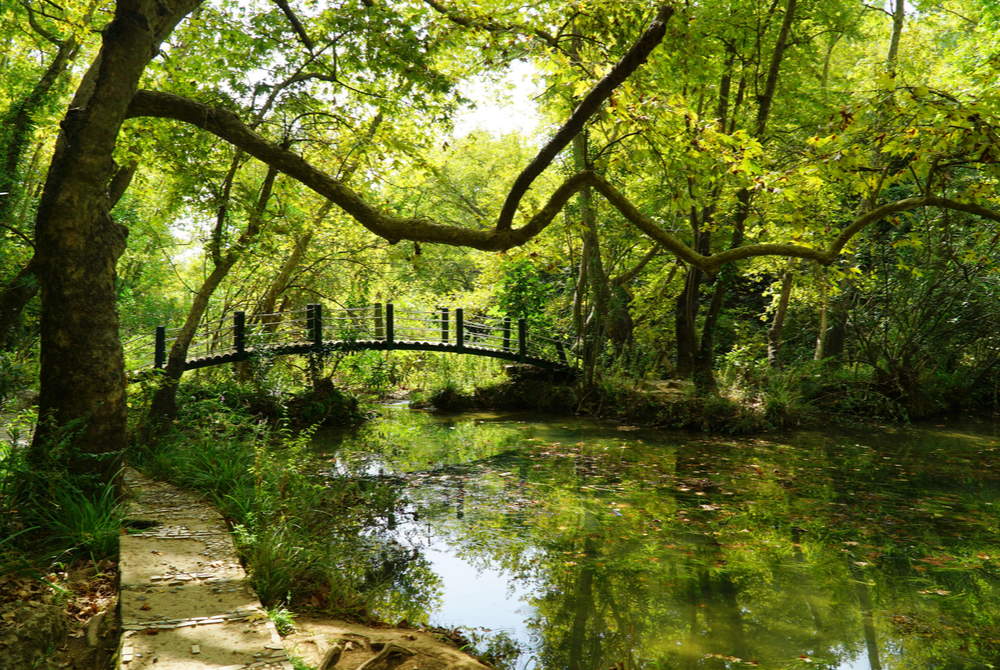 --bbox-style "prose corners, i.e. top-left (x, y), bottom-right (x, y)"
top-left (0, 0), bottom-right (999, 617)
top-left (1, 0), bottom-right (999, 665)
